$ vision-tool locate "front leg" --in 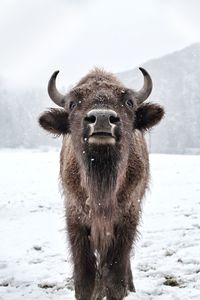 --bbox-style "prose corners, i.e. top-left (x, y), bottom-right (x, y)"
top-left (103, 222), bottom-right (137, 300)
top-left (67, 221), bottom-right (96, 300)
